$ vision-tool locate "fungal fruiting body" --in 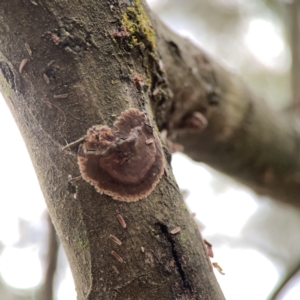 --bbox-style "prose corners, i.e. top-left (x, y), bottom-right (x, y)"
top-left (109, 234), bottom-right (122, 246)
top-left (77, 108), bottom-right (164, 202)
top-left (111, 251), bottom-right (124, 263)
top-left (117, 214), bottom-right (127, 228)
top-left (170, 227), bottom-right (181, 234)
top-left (184, 112), bottom-right (208, 131)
